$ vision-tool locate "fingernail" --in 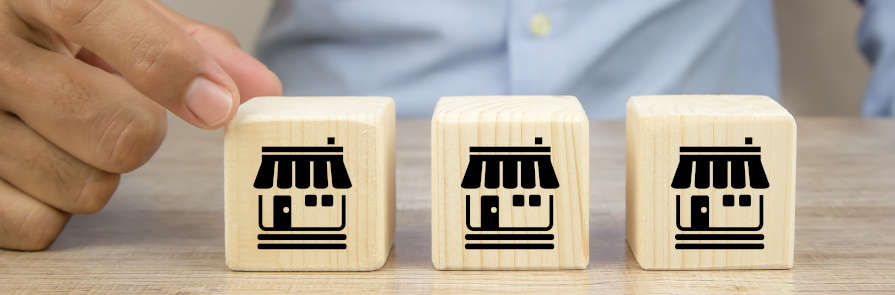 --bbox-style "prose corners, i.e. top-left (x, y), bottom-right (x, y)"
top-left (185, 77), bottom-right (234, 126)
